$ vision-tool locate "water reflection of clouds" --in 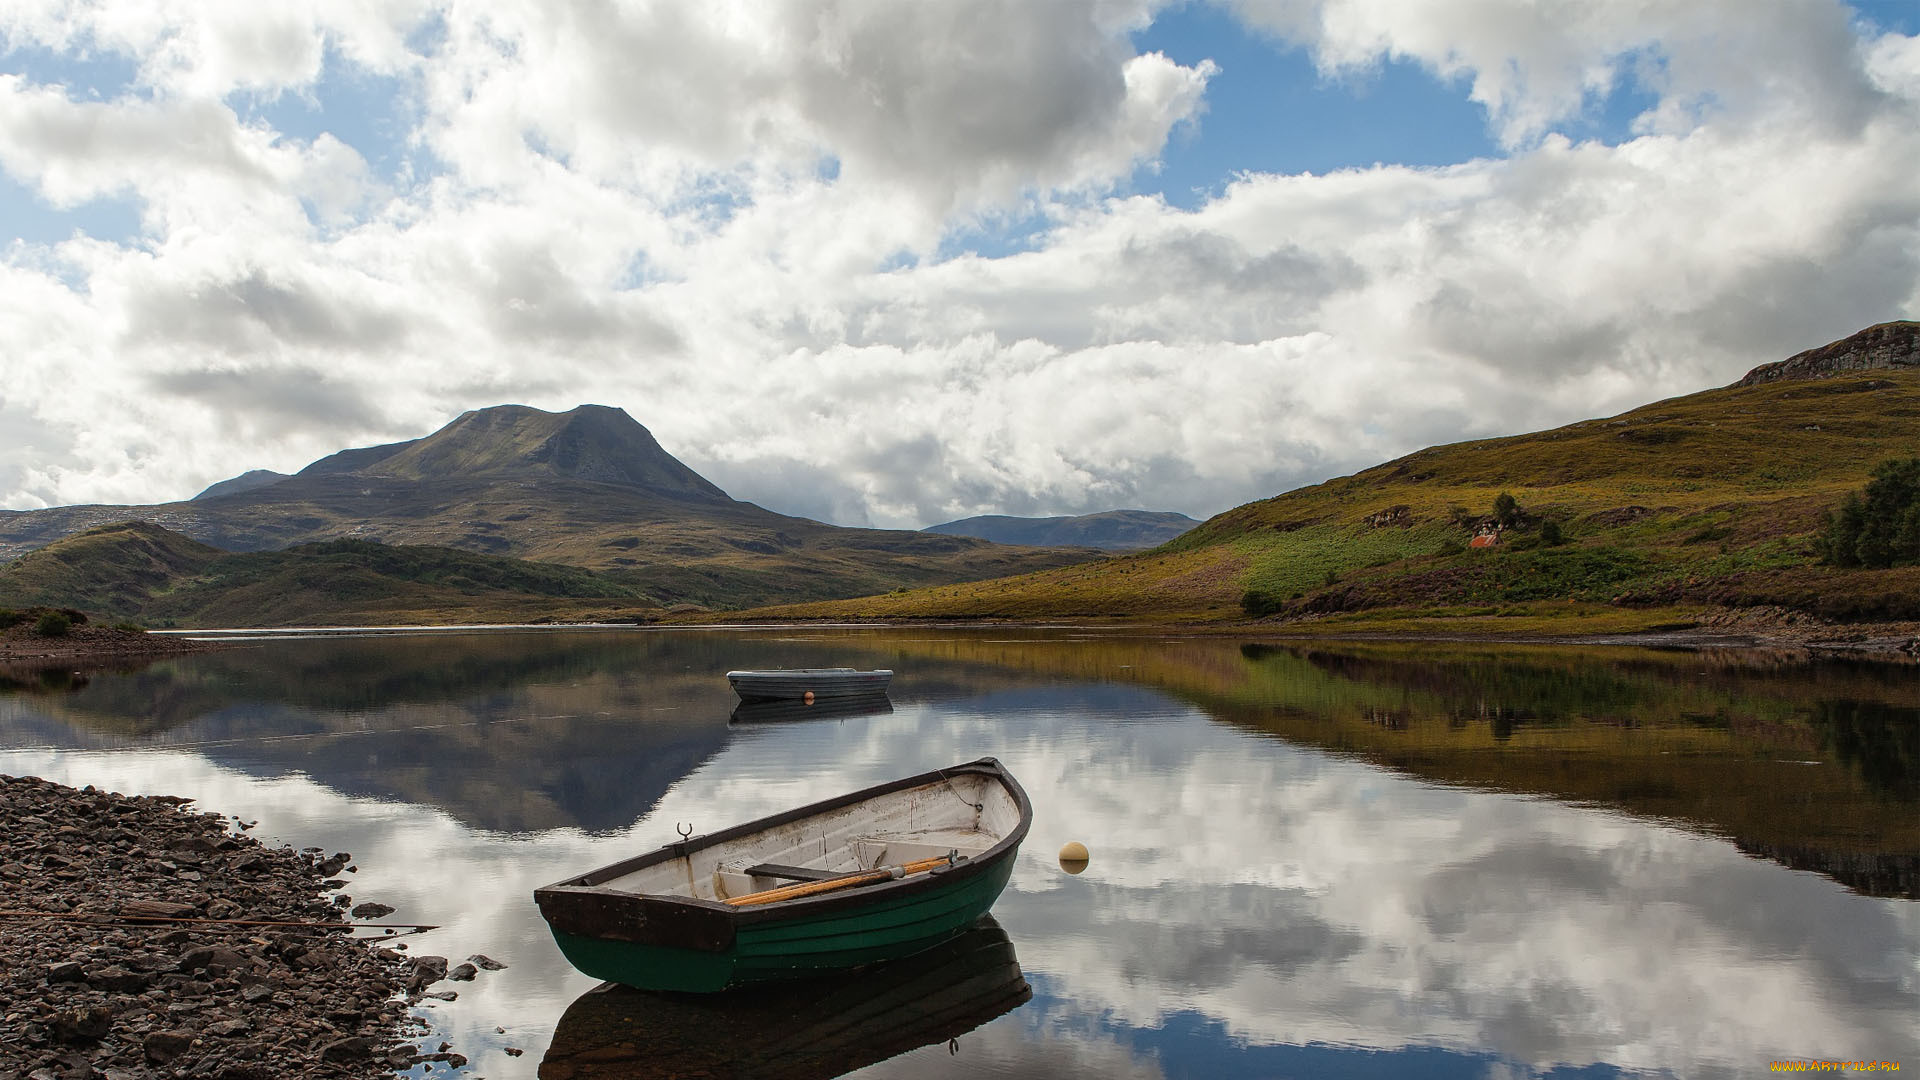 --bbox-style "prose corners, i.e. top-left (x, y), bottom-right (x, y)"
top-left (4, 667), bottom-right (1917, 1079)
top-left (691, 694), bottom-right (1920, 1077)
